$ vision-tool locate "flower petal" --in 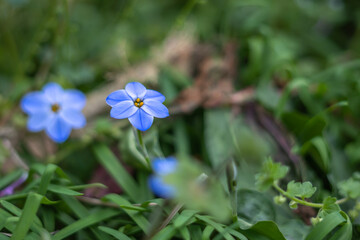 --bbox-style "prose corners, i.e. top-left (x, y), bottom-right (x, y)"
top-left (125, 82), bottom-right (147, 100)
top-left (45, 116), bottom-right (72, 143)
top-left (43, 82), bottom-right (64, 104)
top-left (27, 112), bottom-right (54, 132)
top-left (21, 92), bottom-right (50, 114)
top-left (110, 101), bottom-right (138, 119)
top-left (144, 90), bottom-right (165, 103)
top-left (60, 109), bottom-right (86, 128)
top-left (142, 99), bottom-right (169, 118)
top-left (61, 90), bottom-right (86, 110)
top-left (106, 90), bottom-right (132, 107)
top-left (152, 157), bottom-right (177, 175)
top-left (148, 175), bottom-right (176, 198)
top-left (128, 109), bottom-right (154, 131)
